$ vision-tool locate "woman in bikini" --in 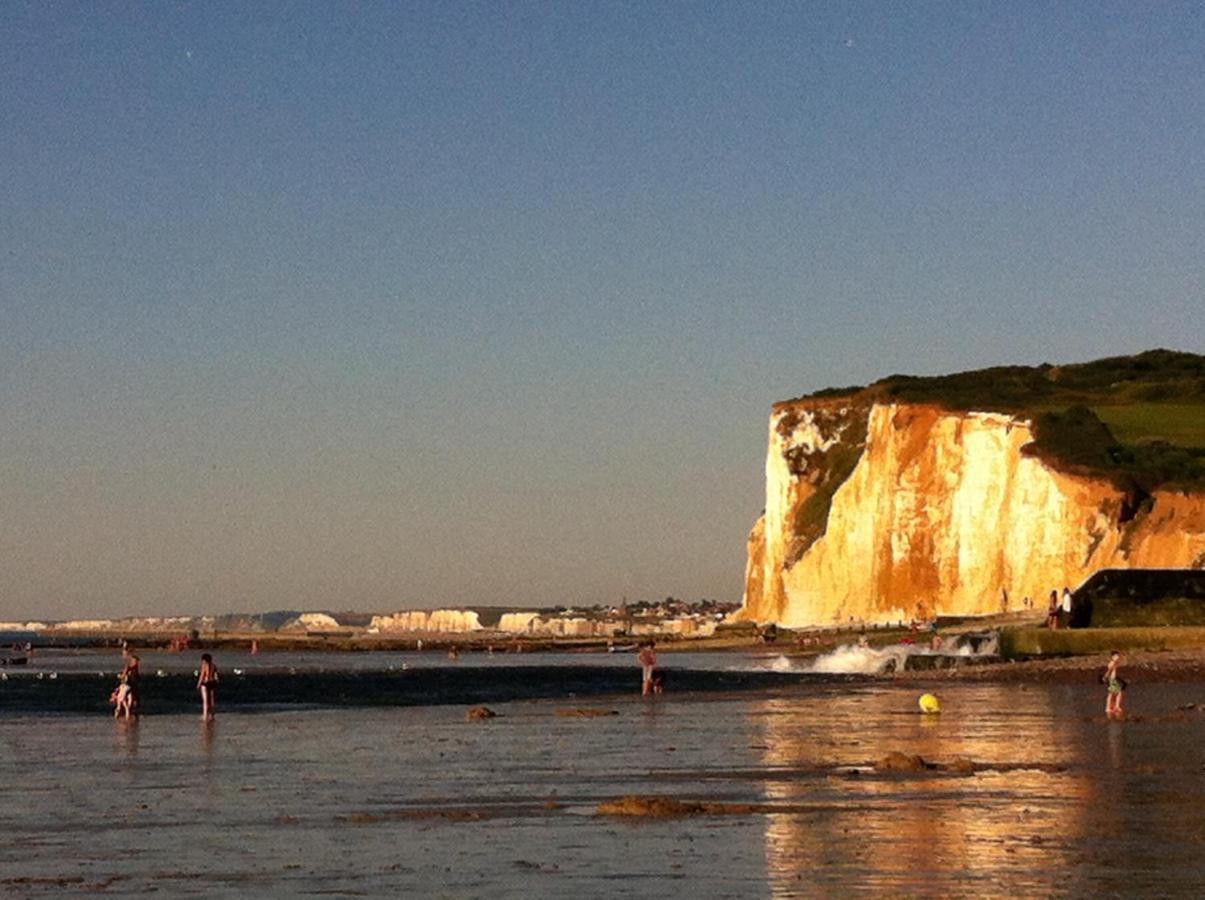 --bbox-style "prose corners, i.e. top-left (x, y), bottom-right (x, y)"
top-left (198, 653), bottom-right (219, 718)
